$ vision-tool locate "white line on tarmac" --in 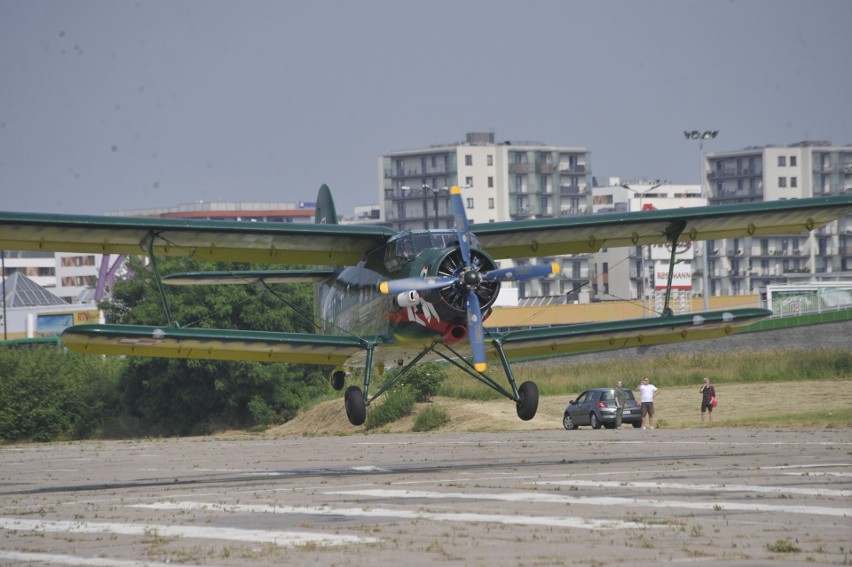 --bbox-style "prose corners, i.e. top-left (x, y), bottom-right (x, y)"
top-left (132, 501), bottom-right (656, 530)
top-left (329, 488), bottom-right (852, 518)
top-left (0, 517), bottom-right (377, 547)
top-left (532, 479), bottom-right (852, 497)
top-left (0, 550), bottom-right (215, 567)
